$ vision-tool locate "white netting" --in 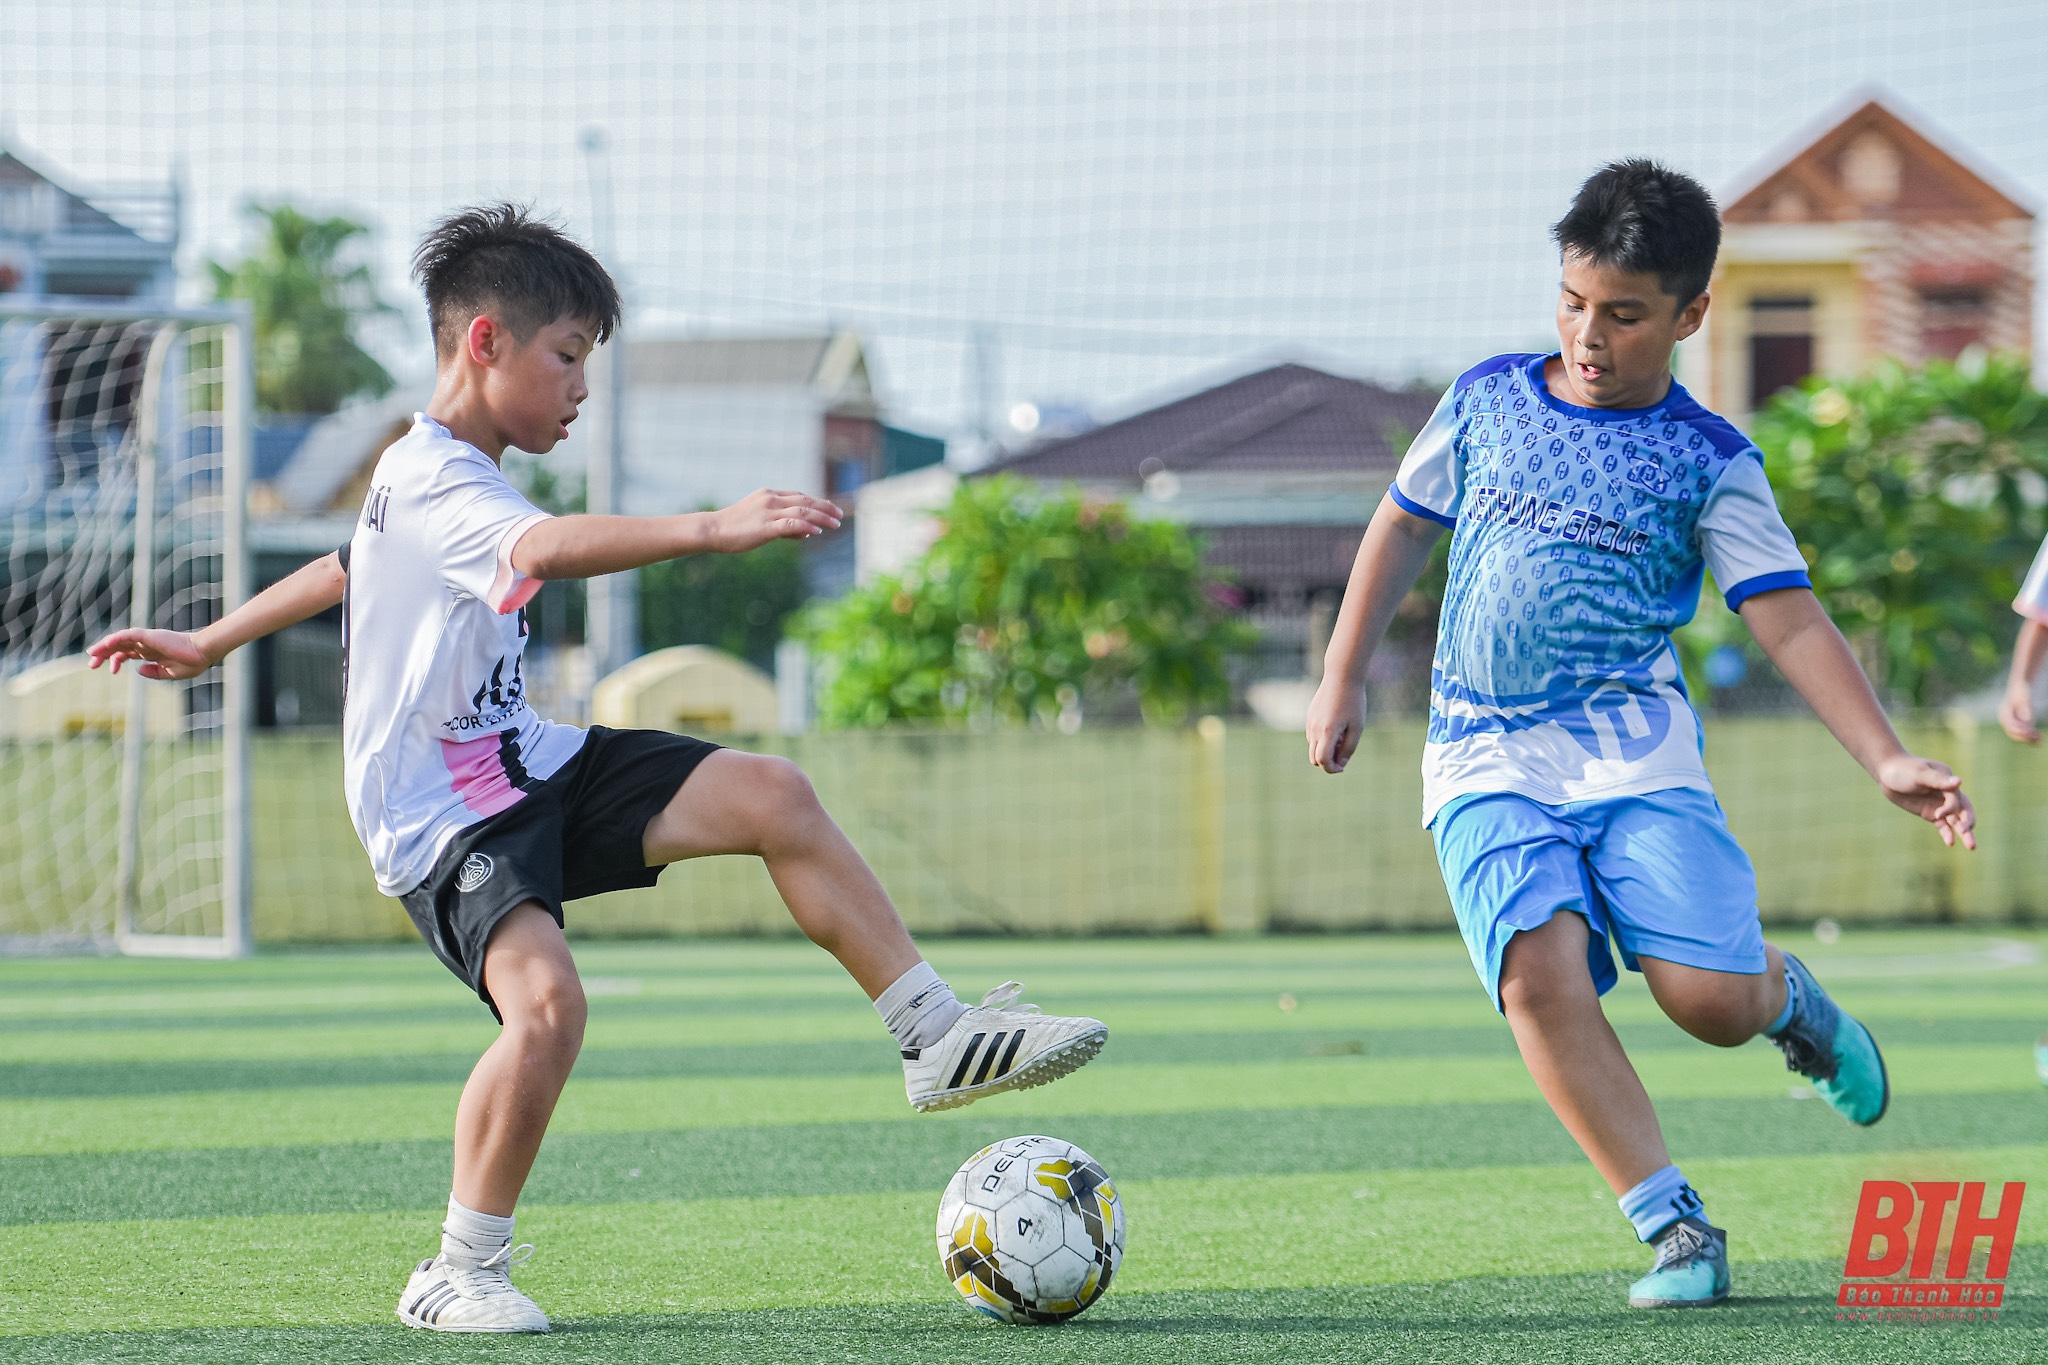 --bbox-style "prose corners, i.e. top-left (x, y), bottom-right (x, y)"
top-left (0, 311), bottom-right (245, 952)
